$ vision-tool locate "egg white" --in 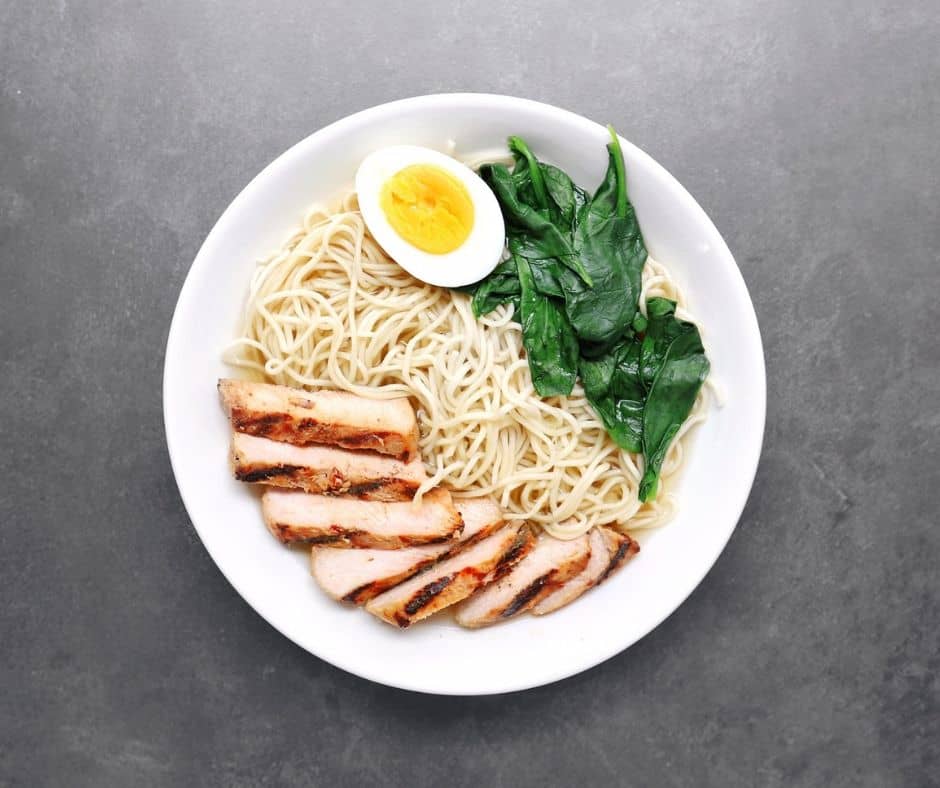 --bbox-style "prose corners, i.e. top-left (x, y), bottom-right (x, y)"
top-left (355, 145), bottom-right (506, 288)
